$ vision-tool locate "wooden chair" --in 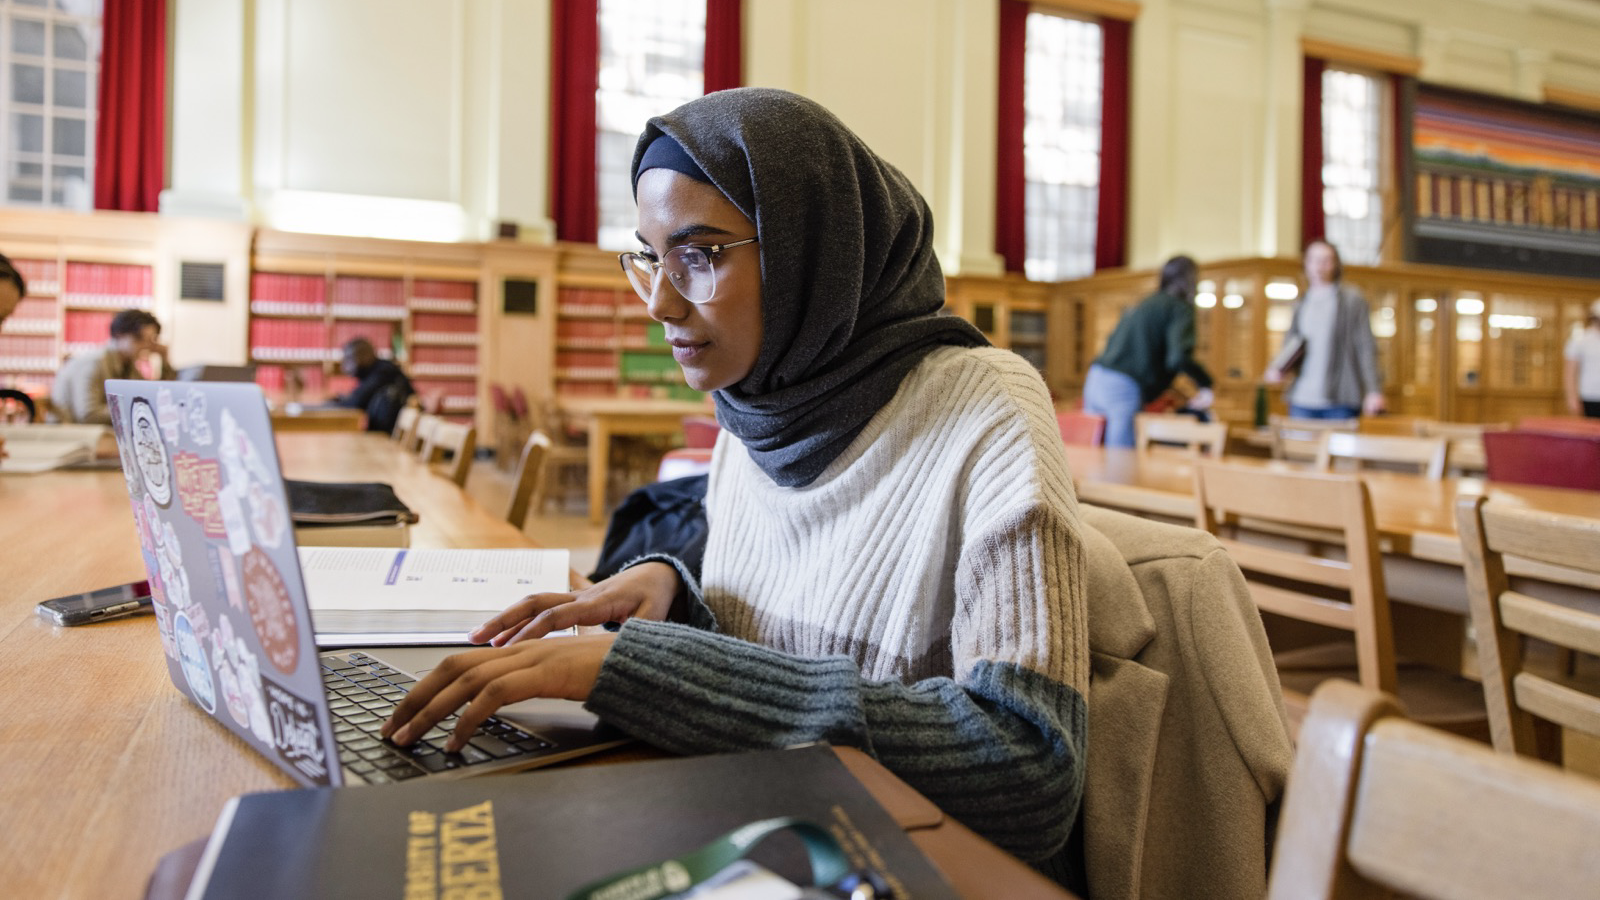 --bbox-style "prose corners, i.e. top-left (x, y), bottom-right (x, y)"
top-left (1457, 495), bottom-right (1600, 764)
top-left (1314, 431), bottom-right (1449, 480)
top-left (420, 420), bottom-right (476, 487)
top-left (1267, 679), bottom-right (1600, 900)
top-left (410, 413), bottom-right (442, 457)
top-left (1415, 420), bottom-right (1507, 475)
top-left (527, 401), bottom-right (589, 513)
top-left (1134, 413), bottom-right (1227, 458)
top-left (504, 431), bottom-right (551, 530)
top-left (1194, 461), bottom-right (1488, 738)
top-left (1269, 414), bottom-right (1356, 462)
top-left (1056, 410), bottom-right (1106, 447)
top-left (390, 404), bottom-right (421, 448)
